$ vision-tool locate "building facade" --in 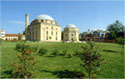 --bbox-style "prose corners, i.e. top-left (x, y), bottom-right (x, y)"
top-left (25, 14), bottom-right (61, 42)
top-left (63, 24), bottom-right (79, 42)
top-left (0, 29), bottom-right (25, 41)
